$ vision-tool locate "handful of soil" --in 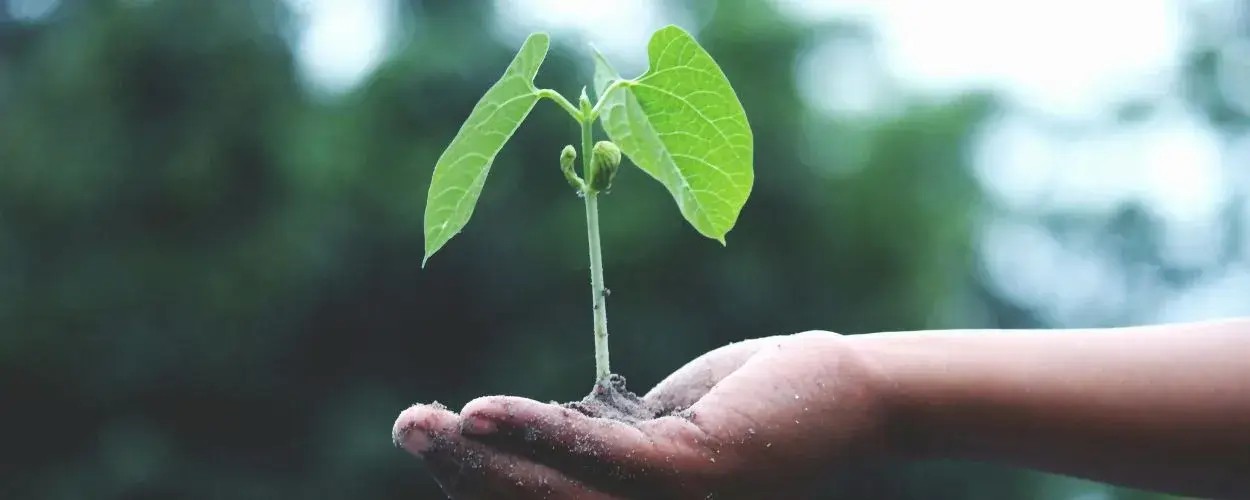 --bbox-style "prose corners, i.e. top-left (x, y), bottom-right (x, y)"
top-left (562, 373), bottom-right (677, 424)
